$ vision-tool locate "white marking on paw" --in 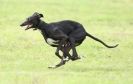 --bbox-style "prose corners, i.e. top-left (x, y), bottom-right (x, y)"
top-left (63, 57), bottom-right (69, 61)
top-left (48, 65), bottom-right (56, 68)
